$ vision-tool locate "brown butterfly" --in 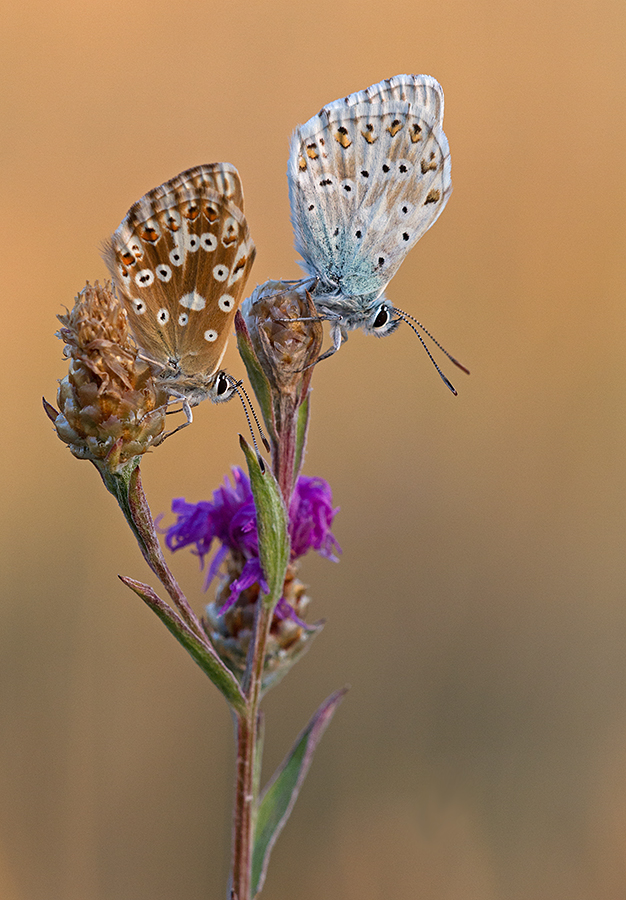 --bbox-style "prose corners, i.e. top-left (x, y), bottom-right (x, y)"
top-left (104, 163), bottom-right (256, 413)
